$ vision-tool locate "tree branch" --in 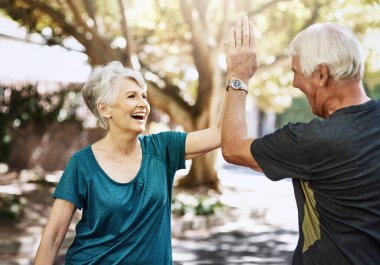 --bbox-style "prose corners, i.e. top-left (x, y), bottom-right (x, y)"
top-left (65, 0), bottom-right (89, 30)
top-left (248, 0), bottom-right (292, 16)
top-left (139, 61), bottom-right (194, 114)
top-left (255, 55), bottom-right (290, 77)
top-left (193, 0), bottom-right (208, 31)
top-left (17, 0), bottom-right (114, 64)
top-left (301, 2), bottom-right (322, 30)
top-left (65, 0), bottom-right (119, 60)
top-left (82, 0), bottom-right (98, 30)
top-left (146, 80), bottom-right (195, 131)
top-left (117, 0), bottom-right (133, 67)
top-left (180, 0), bottom-right (211, 64)
top-left (216, 0), bottom-right (230, 45)
top-left (180, 0), bottom-right (215, 114)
